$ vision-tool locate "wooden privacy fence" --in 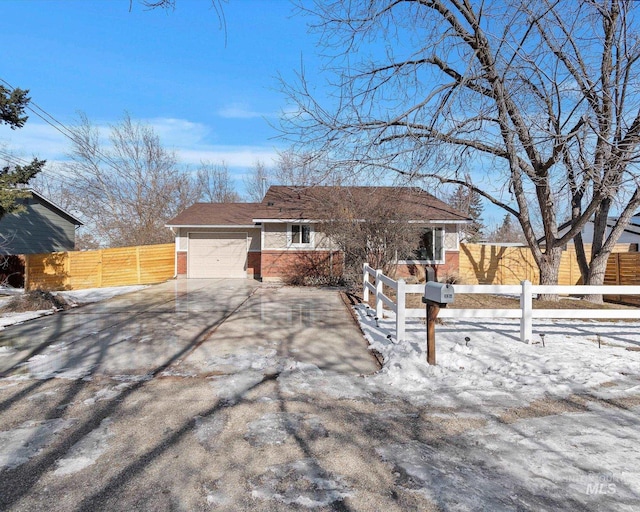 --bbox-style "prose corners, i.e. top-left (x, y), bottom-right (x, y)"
top-left (25, 243), bottom-right (175, 291)
top-left (458, 243), bottom-right (638, 286)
